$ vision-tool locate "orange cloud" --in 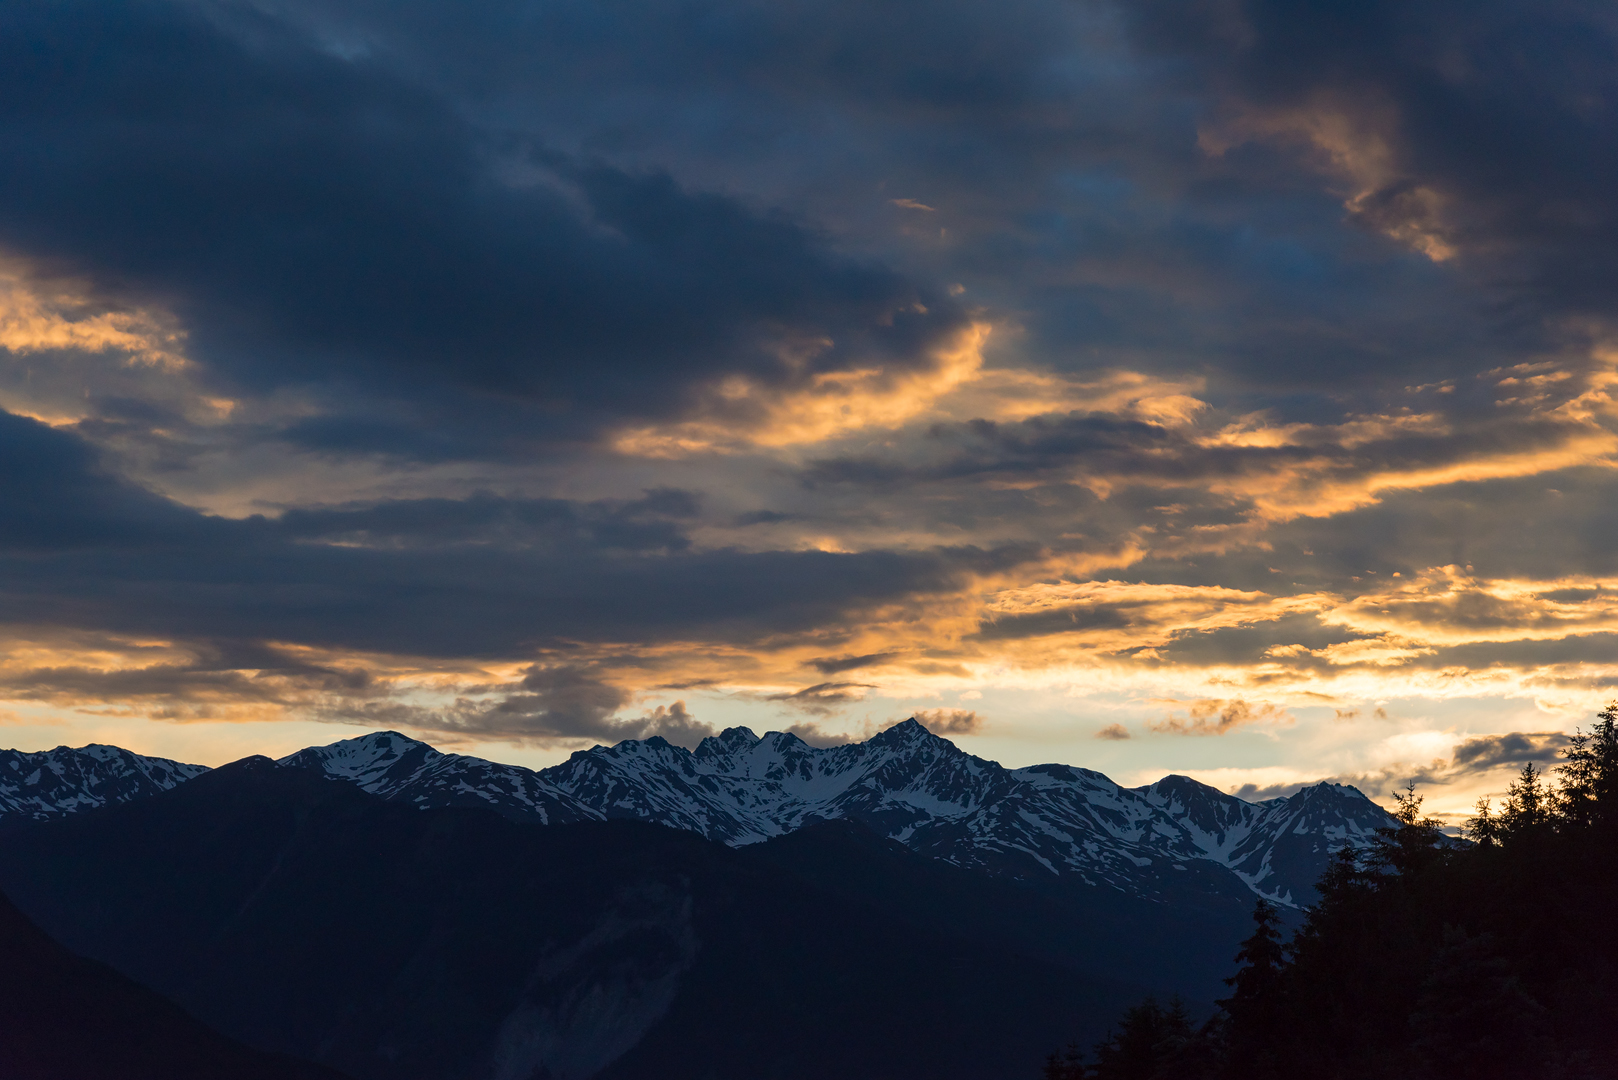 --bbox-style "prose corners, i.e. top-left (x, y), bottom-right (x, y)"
top-left (0, 260), bottom-right (187, 369)
top-left (1148, 698), bottom-right (1292, 736)
top-left (612, 321), bottom-right (991, 455)
top-left (1200, 94), bottom-right (1457, 261)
